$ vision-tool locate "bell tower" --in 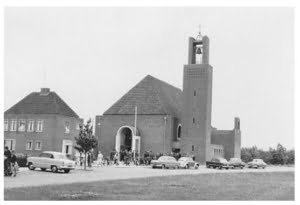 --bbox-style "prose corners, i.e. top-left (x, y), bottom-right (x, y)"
top-left (181, 30), bottom-right (213, 163)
